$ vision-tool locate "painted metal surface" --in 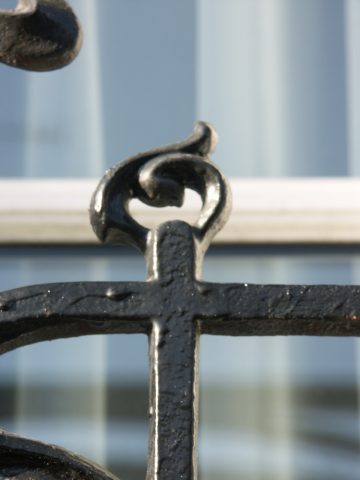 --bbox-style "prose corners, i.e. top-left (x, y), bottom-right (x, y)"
top-left (0, 0), bottom-right (82, 71)
top-left (0, 123), bottom-right (360, 479)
